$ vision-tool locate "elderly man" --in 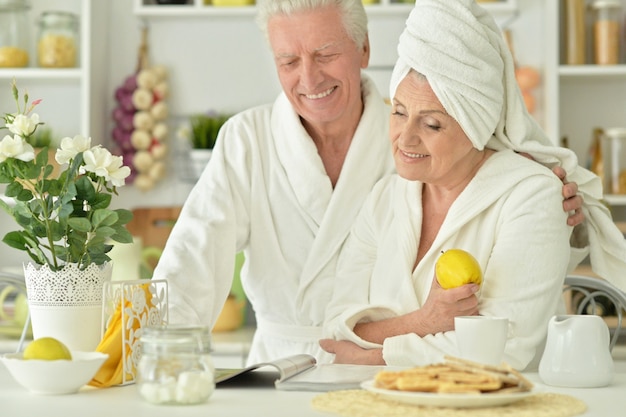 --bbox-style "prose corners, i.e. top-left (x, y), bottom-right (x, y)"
top-left (153, 0), bottom-right (583, 365)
